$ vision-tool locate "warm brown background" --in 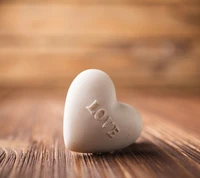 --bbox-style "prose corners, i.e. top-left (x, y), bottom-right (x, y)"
top-left (0, 0), bottom-right (200, 89)
top-left (0, 1), bottom-right (200, 178)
